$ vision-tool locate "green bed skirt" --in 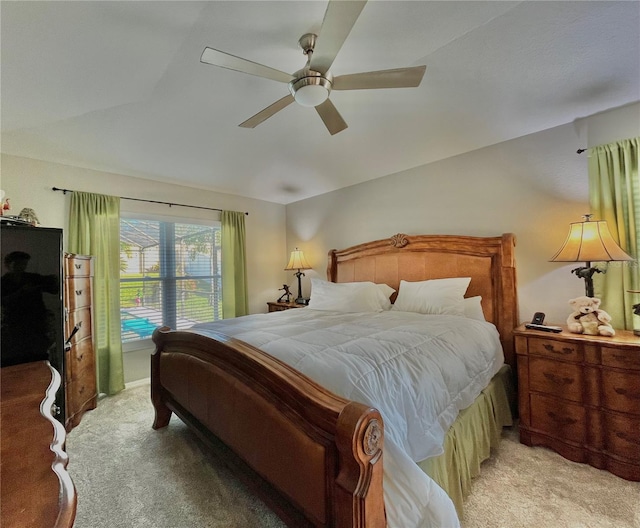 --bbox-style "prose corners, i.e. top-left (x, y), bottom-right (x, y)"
top-left (417, 364), bottom-right (515, 519)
